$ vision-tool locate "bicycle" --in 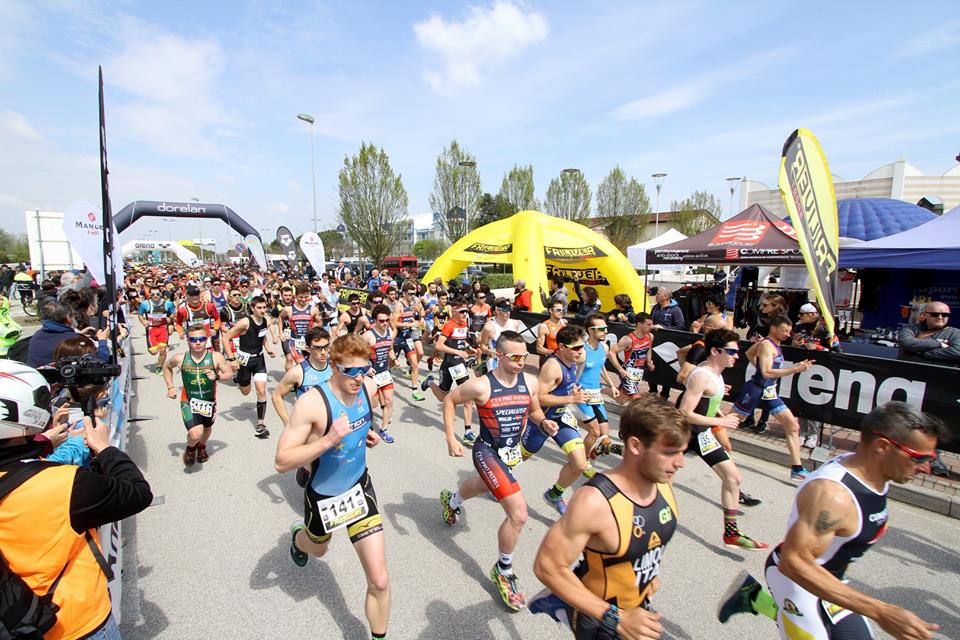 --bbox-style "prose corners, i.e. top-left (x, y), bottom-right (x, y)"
top-left (16, 284), bottom-right (38, 317)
